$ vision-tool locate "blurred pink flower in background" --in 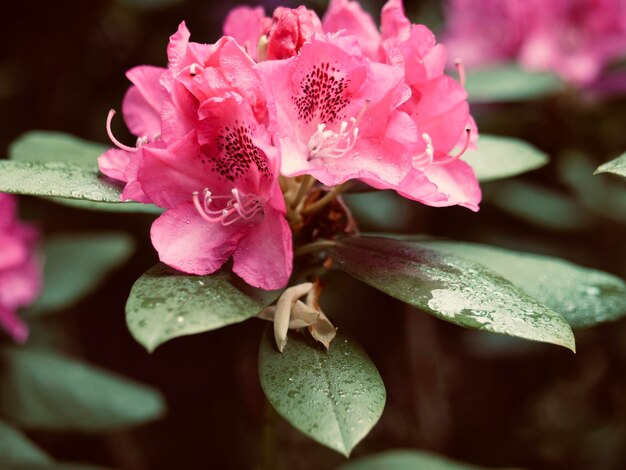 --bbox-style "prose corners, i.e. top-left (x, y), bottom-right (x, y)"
top-left (443, 0), bottom-right (626, 85)
top-left (0, 194), bottom-right (41, 343)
